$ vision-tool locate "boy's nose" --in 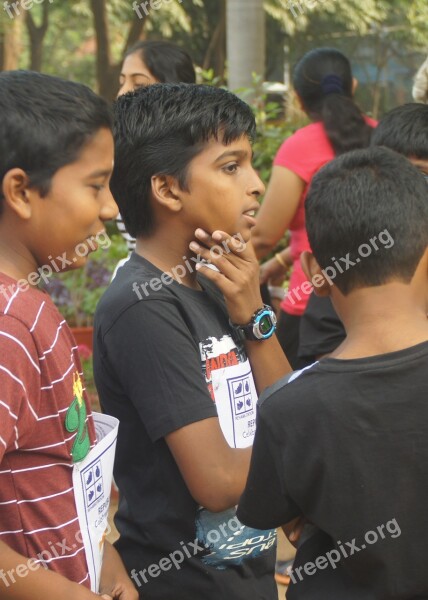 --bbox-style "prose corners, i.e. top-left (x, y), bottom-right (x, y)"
top-left (117, 82), bottom-right (132, 98)
top-left (100, 189), bottom-right (119, 222)
top-left (251, 169), bottom-right (266, 198)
